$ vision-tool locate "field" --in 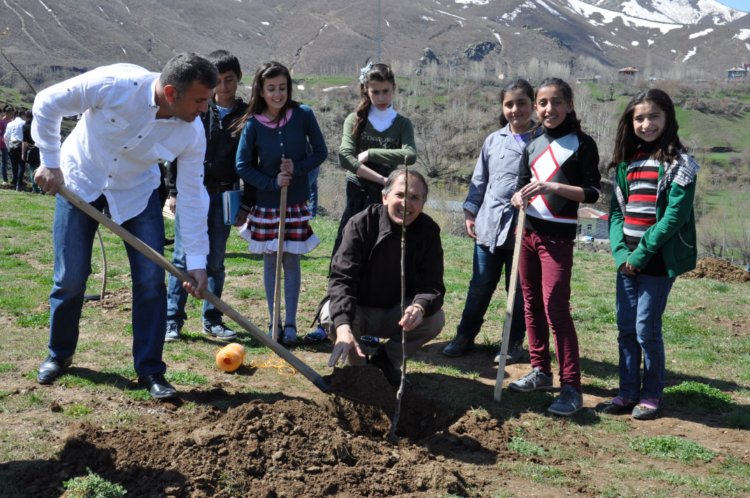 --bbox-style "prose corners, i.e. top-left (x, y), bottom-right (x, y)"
top-left (0, 188), bottom-right (748, 497)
